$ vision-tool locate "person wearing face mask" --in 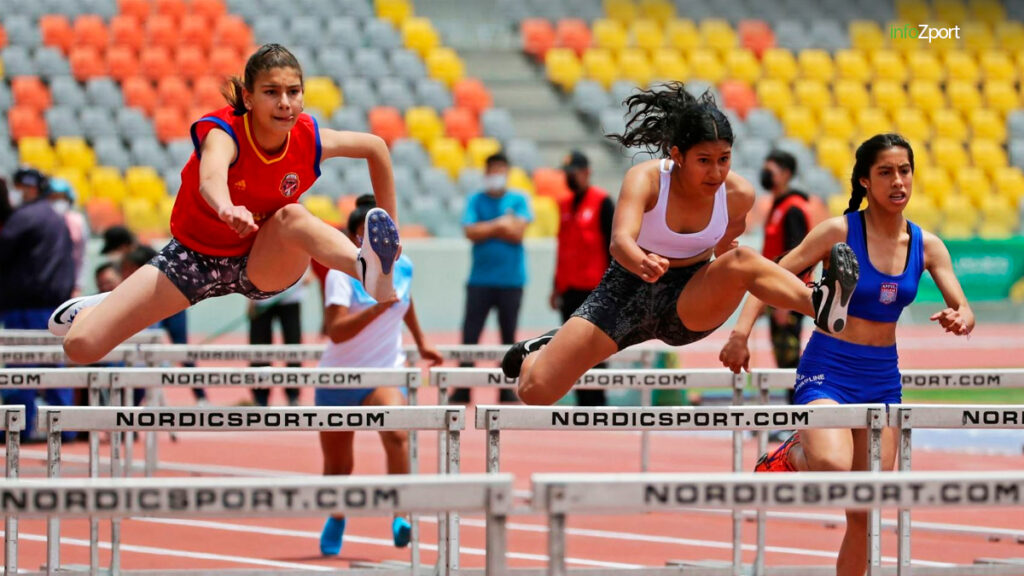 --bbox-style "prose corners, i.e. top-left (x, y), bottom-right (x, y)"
top-left (551, 151), bottom-right (616, 406)
top-left (0, 167), bottom-right (76, 442)
top-left (47, 178), bottom-right (90, 298)
top-left (454, 152), bottom-right (533, 404)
